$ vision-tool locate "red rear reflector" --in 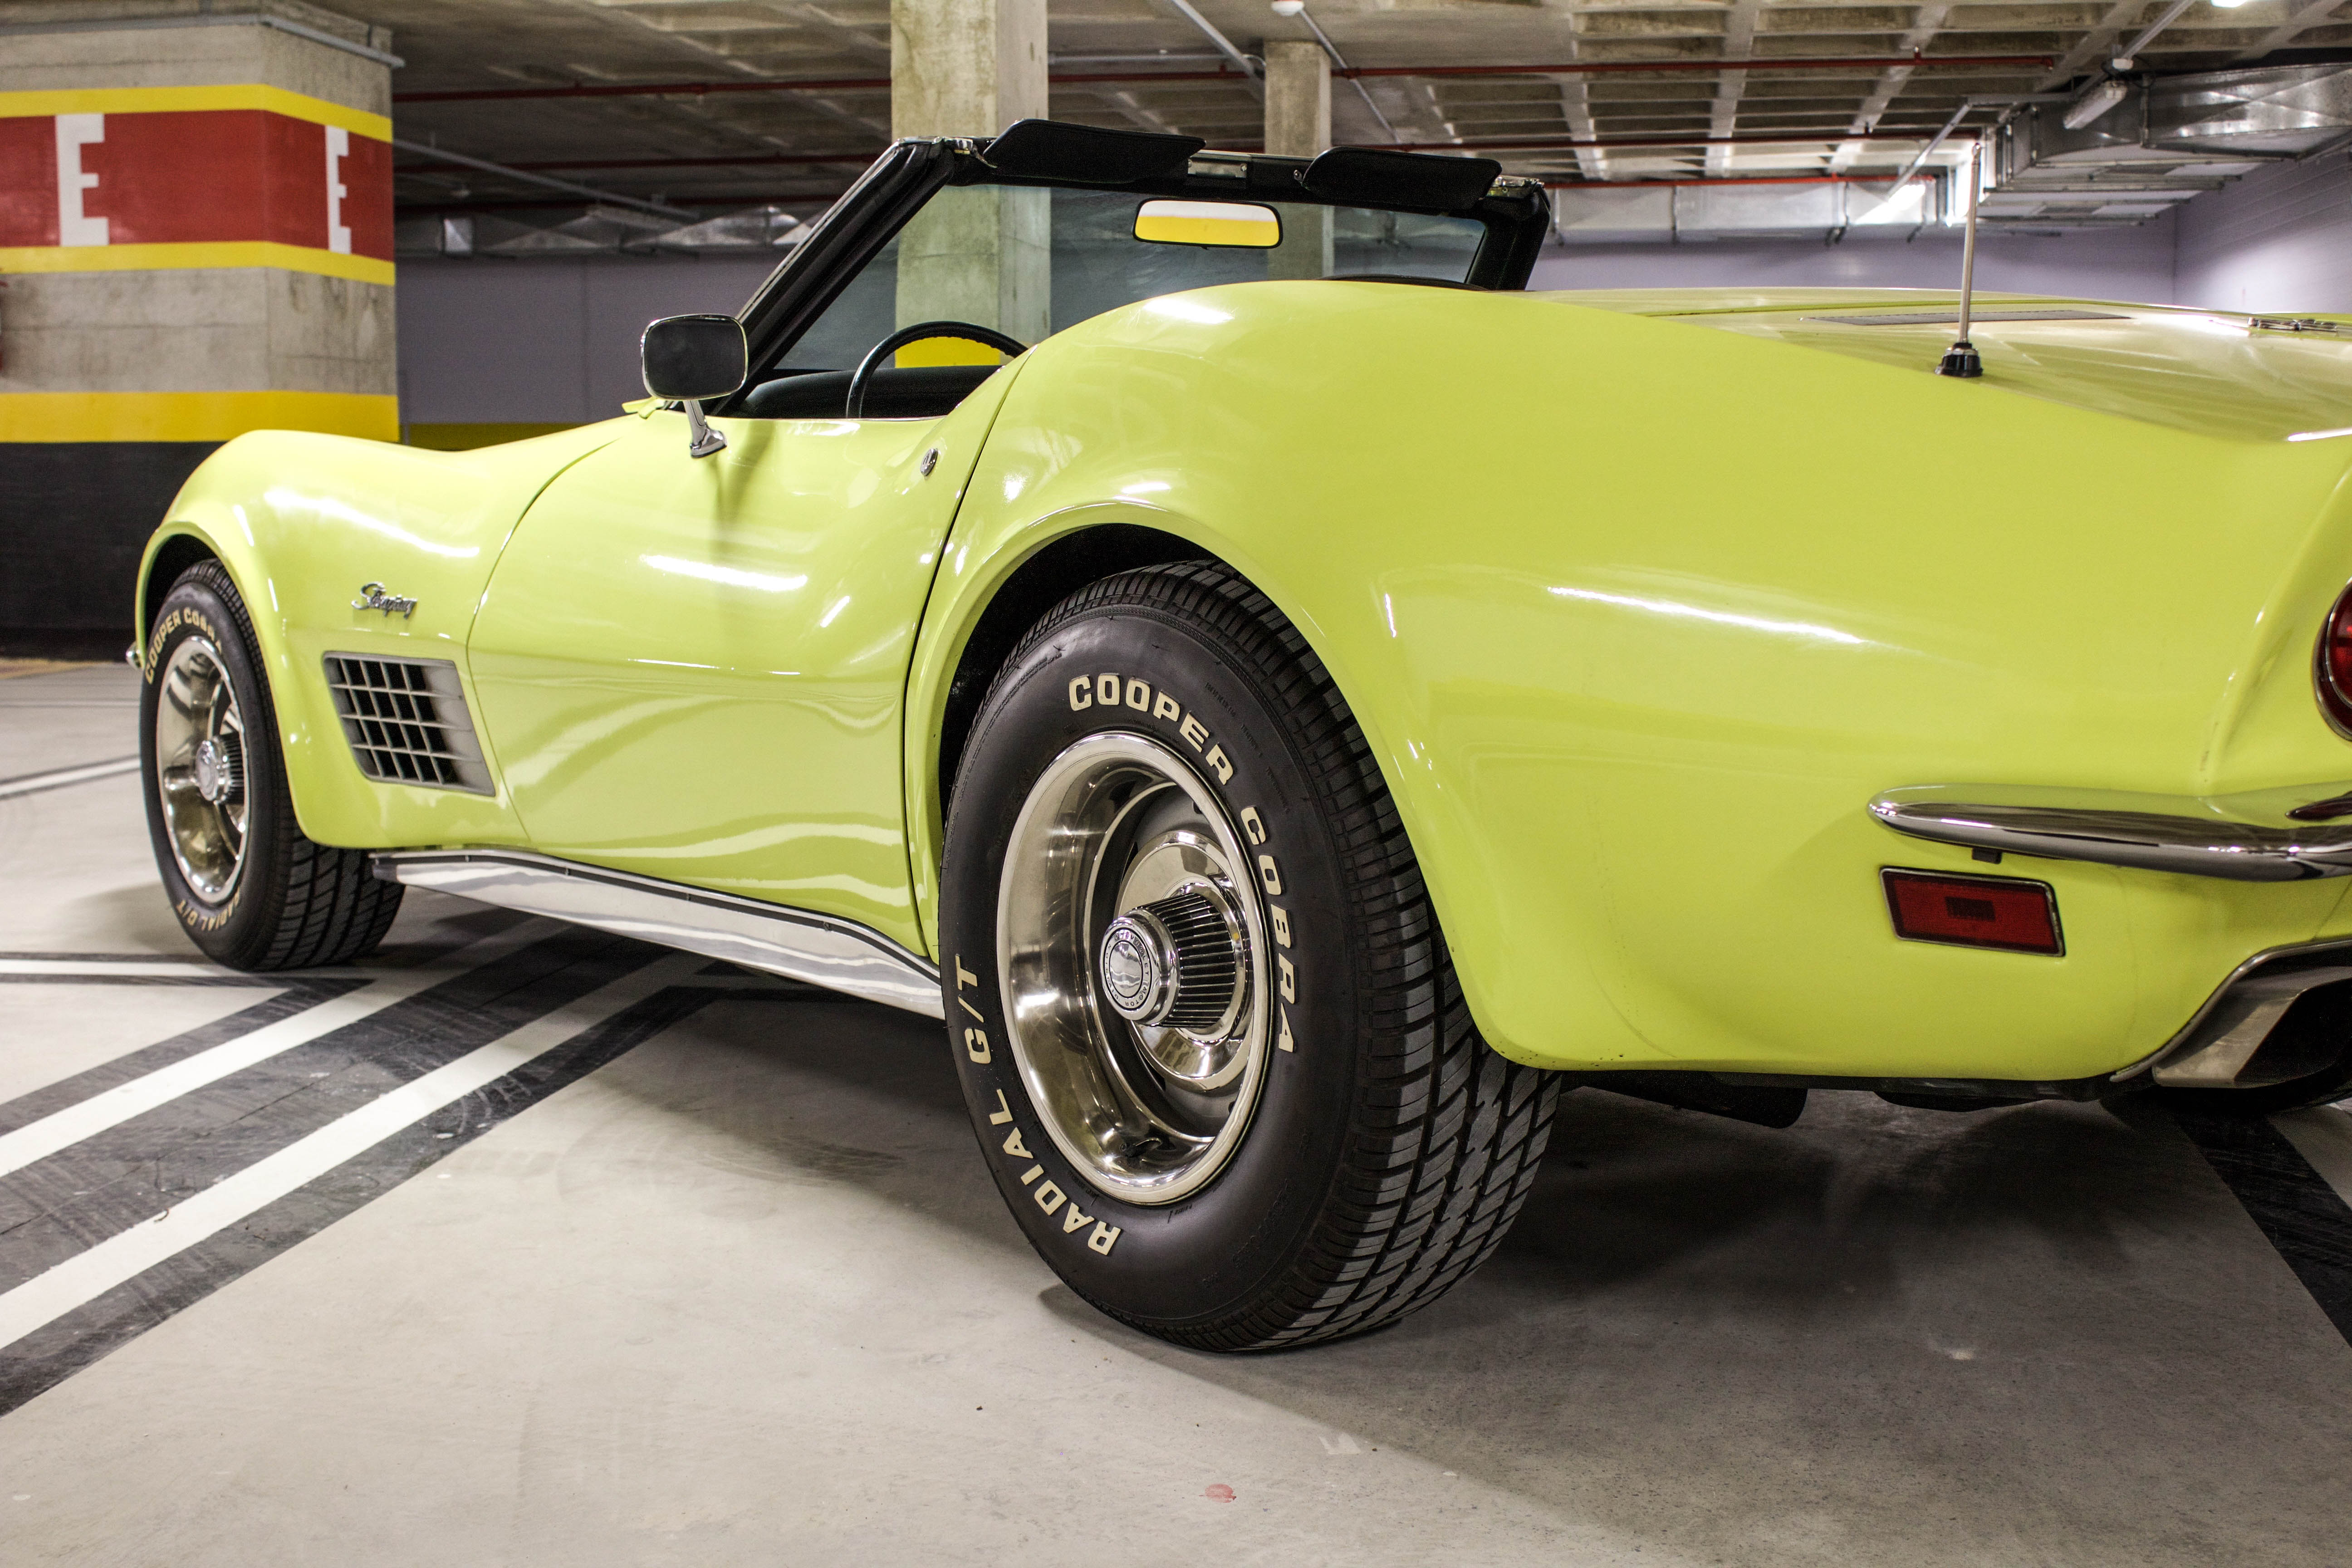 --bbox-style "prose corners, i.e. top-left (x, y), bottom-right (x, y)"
top-left (1882, 869), bottom-right (2063, 955)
